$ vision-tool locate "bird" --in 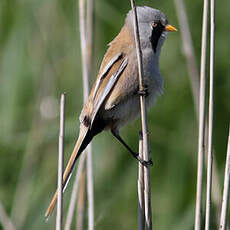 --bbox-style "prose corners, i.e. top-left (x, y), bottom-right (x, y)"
top-left (45, 6), bottom-right (177, 219)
